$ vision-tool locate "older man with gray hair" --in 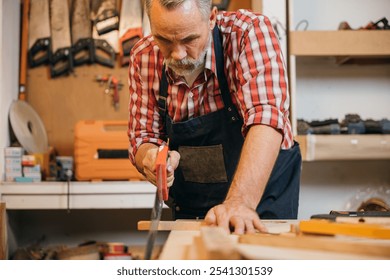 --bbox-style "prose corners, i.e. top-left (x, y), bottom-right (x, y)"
top-left (128, 0), bottom-right (301, 234)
